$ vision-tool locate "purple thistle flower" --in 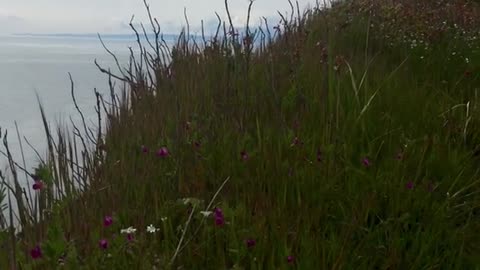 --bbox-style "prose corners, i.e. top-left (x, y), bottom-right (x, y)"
top-left (141, 145), bottom-right (149, 153)
top-left (103, 216), bottom-right (113, 227)
top-left (287, 255), bottom-right (295, 264)
top-left (127, 233), bottom-right (134, 242)
top-left (214, 207), bottom-right (225, 227)
top-left (99, 239), bottom-right (108, 249)
top-left (406, 181), bottom-right (414, 190)
top-left (240, 151), bottom-right (249, 161)
top-left (30, 245), bottom-right (42, 259)
top-left (156, 147), bottom-right (170, 157)
top-left (362, 157), bottom-right (371, 167)
top-left (245, 238), bottom-right (256, 248)
top-left (32, 180), bottom-right (44, 191)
